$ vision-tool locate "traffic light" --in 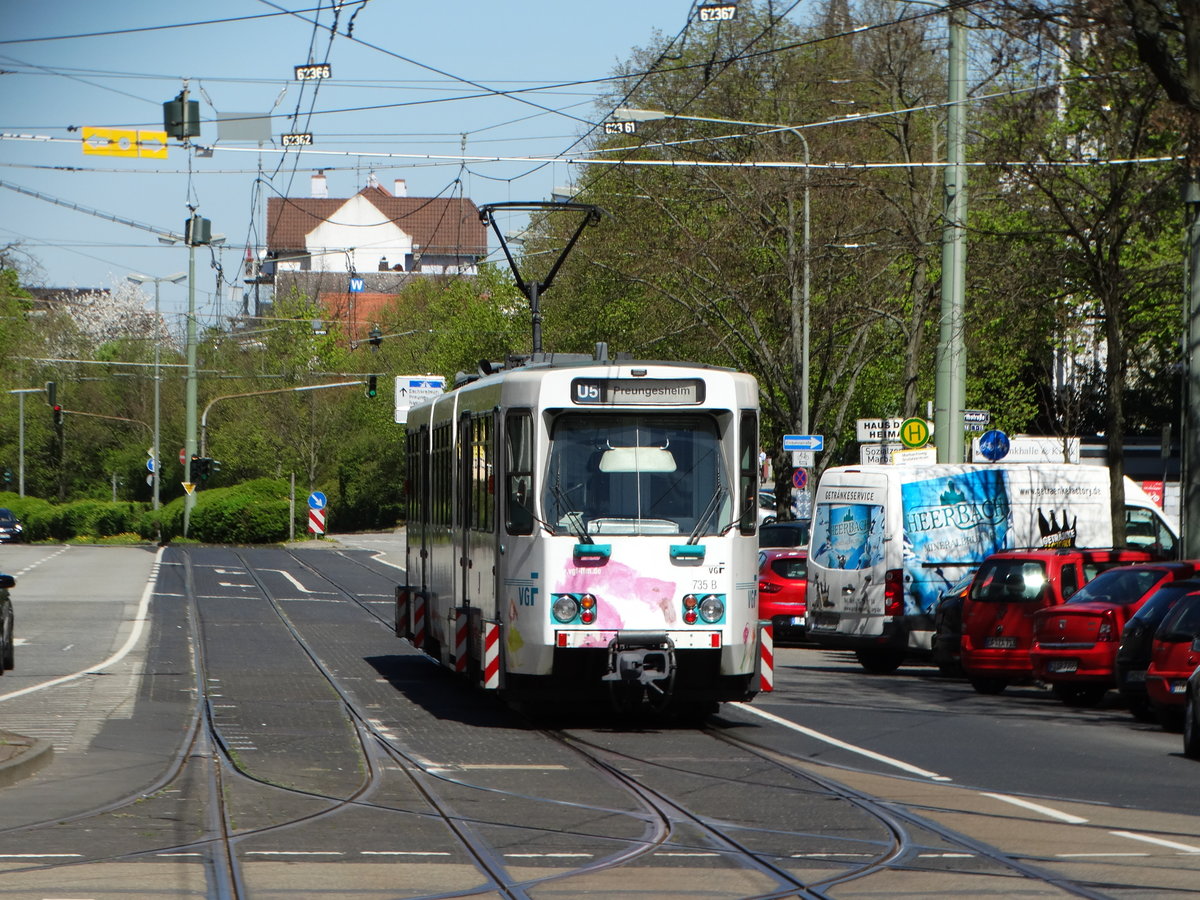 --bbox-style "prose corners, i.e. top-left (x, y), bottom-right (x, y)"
top-left (195, 457), bottom-right (212, 481)
top-left (45, 381), bottom-right (56, 408)
top-left (367, 375), bottom-right (378, 398)
top-left (210, 459), bottom-right (221, 479)
top-left (52, 404), bottom-right (64, 427)
top-left (368, 325), bottom-right (383, 349)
